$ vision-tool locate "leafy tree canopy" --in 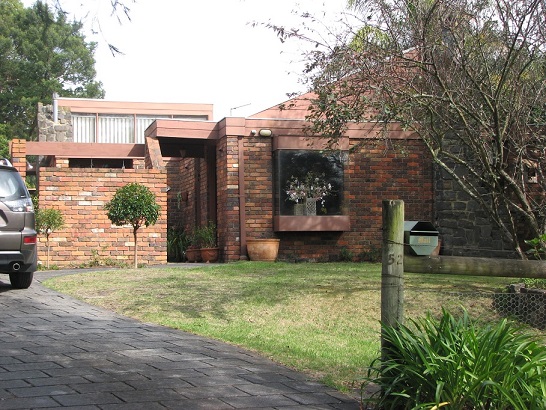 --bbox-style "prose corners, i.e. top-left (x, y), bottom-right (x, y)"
top-left (0, 0), bottom-right (104, 143)
top-left (105, 183), bottom-right (160, 231)
top-left (105, 183), bottom-right (160, 268)
top-left (271, 0), bottom-right (546, 257)
top-left (36, 207), bottom-right (64, 237)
